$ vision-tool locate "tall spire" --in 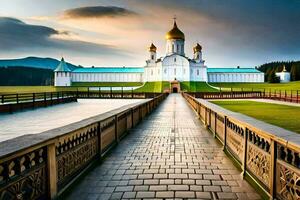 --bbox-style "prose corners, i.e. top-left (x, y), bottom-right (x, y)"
top-left (173, 15), bottom-right (177, 28)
